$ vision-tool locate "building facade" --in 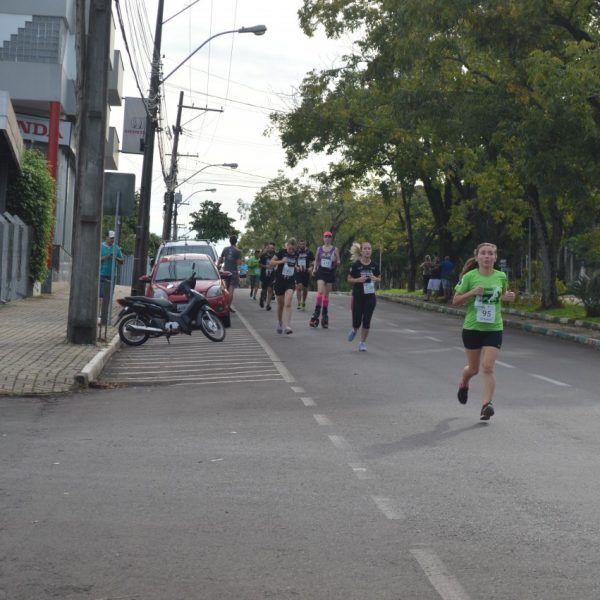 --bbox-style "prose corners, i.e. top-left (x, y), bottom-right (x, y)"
top-left (0, 0), bottom-right (123, 285)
